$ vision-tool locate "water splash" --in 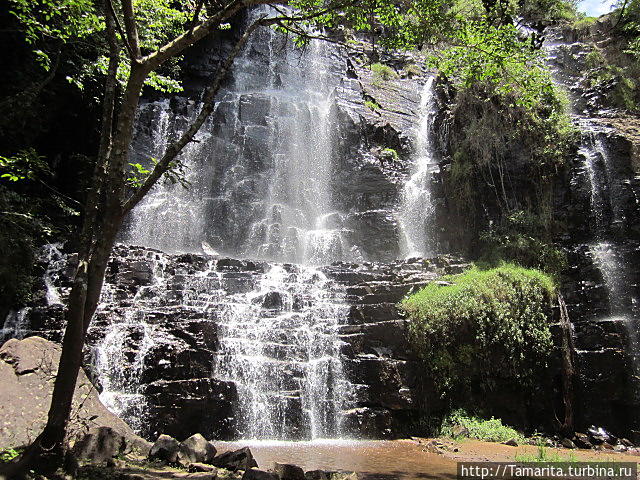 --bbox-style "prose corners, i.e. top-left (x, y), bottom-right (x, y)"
top-left (42, 243), bottom-right (67, 306)
top-left (0, 308), bottom-right (30, 343)
top-left (397, 77), bottom-right (438, 258)
top-left (214, 264), bottom-right (352, 439)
